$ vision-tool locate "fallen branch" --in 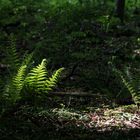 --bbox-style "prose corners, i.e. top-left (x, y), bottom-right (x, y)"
top-left (48, 92), bottom-right (102, 97)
